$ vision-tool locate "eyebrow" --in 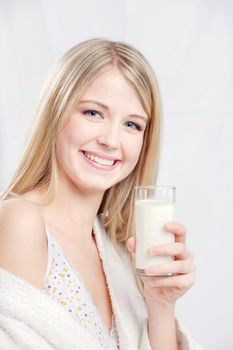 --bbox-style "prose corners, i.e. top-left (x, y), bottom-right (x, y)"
top-left (79, 99), bottom-right (148, 123)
